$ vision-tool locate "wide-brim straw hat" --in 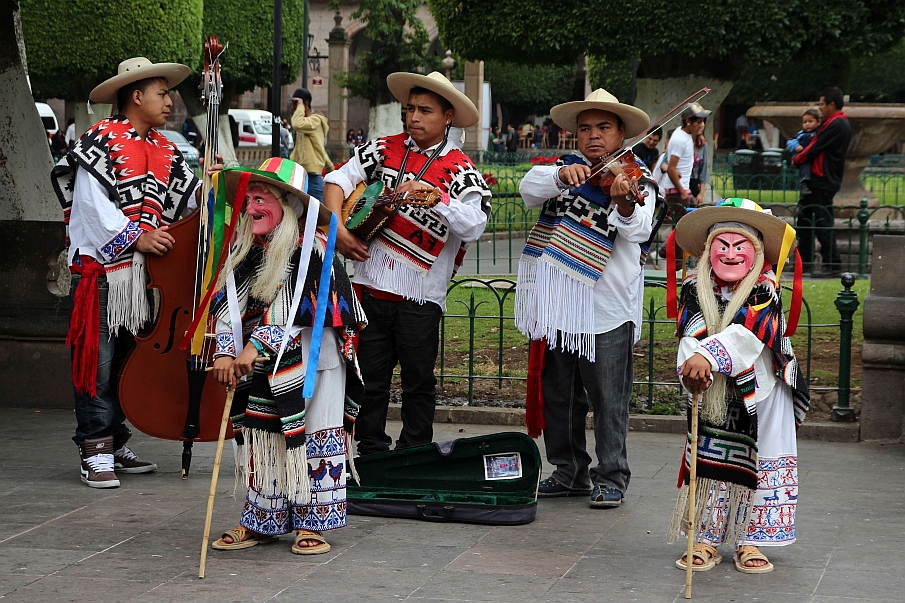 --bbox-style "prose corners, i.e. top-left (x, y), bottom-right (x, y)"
top-left (675, 198), bottom-right (795, 266)
top-left (90, 57), bottom-right (191, 104)
top-left (220, 158), bottom-right (332, 226)
top-left (550, 88), bottom-right (650, 139)
top-left (387, 71), bottom-right (480, 128)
